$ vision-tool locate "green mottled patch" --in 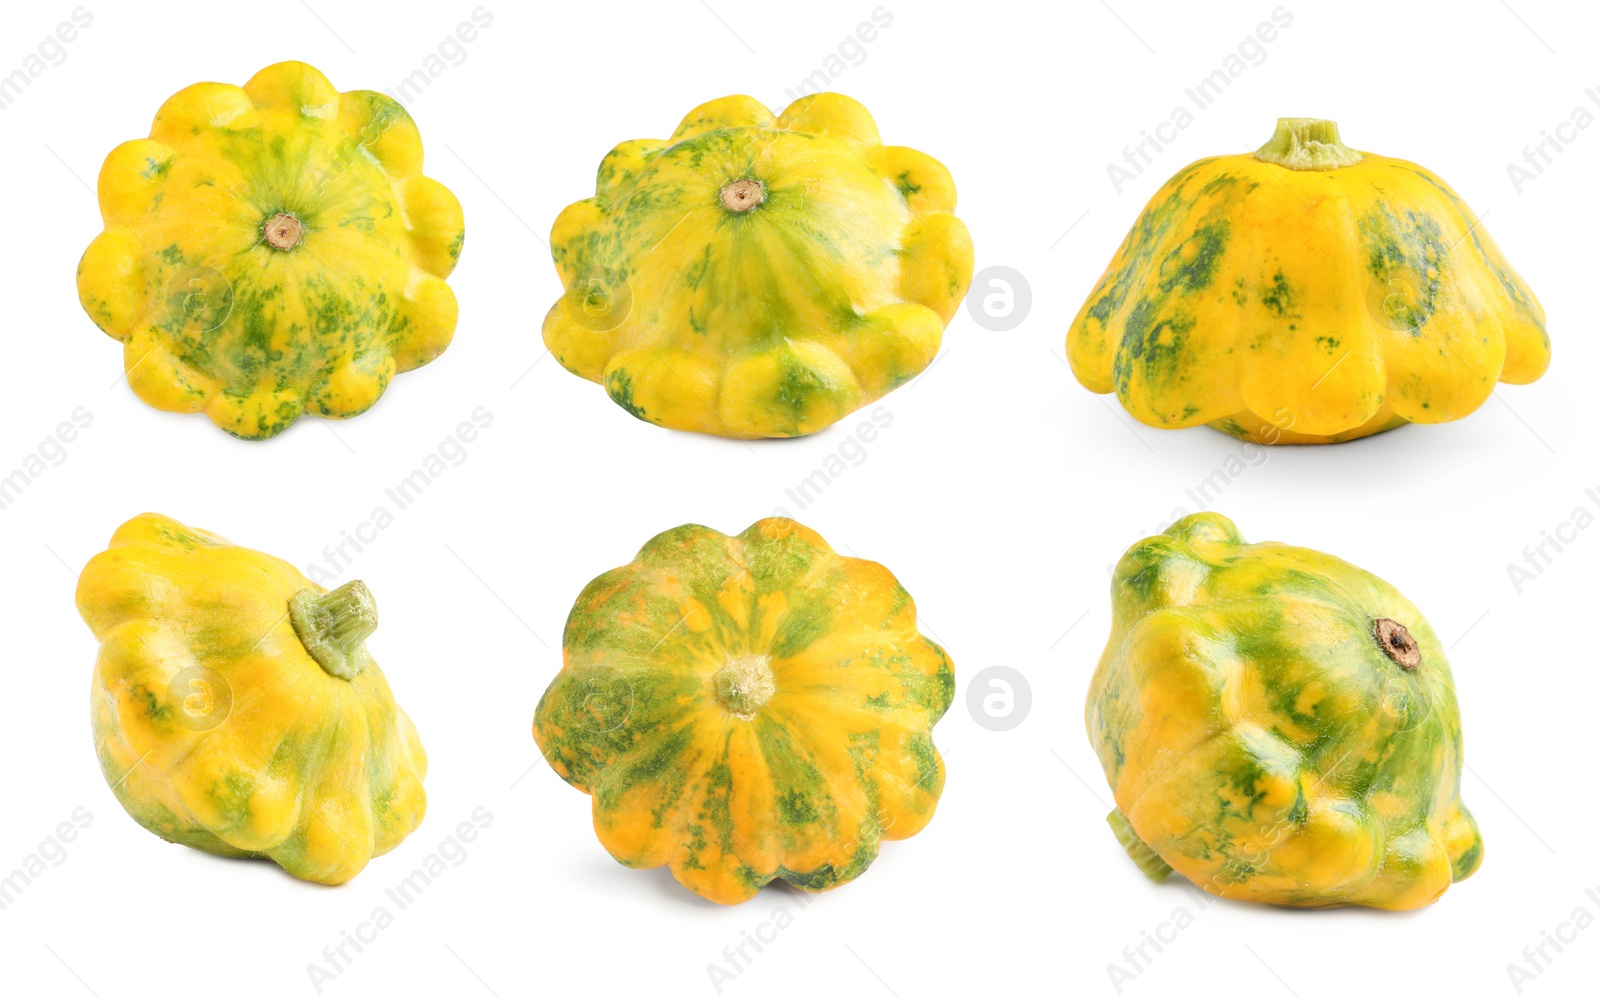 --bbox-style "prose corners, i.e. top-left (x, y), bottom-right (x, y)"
top-left (1360, 201), bottom-right (1446, 335)
top-left (1157, 220), bottom-right (1229, 295)
top-left (1093, 512), bottom-right (1482, 905)
top-left (1451, 834), bottom-right (1482, 880)
top-left (1260, 269), bottom-right (1295, 316)
top-left (694, 756), bottom-right (734, 862)
top-left (604, 369), bottom-right (651, 421)
top-left (128, 684), bottom-right (171, 724)
top-left (1085, 176), bottom-right (1237, 402)
top-left (903, 644), bottom-right (955, 716)
top-left (594, 724), bottom-right (696, 812)
top-left (780, 829), bottom-right (879, 890)
top-left (1113, 298), bottom-right (1197, 399)
top-left (210, 771), bottom-right (256, 832)
top-left (755, 716), bottom-right (838, 831)
top-left (776, 788), bottom-right (821, 826)
top-left (769, 590), bottom-right (833, 659)
top-left (905, 732), bottom-right (941, 795)
top-left (1400, 166), bottom-right (1546, 335)
top-left (1212, 416), bottom-right (1249, 439)
top-left (770, 355), bottom-right (830, 424)
top-left (534, 517), bottom-right (952, 901)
